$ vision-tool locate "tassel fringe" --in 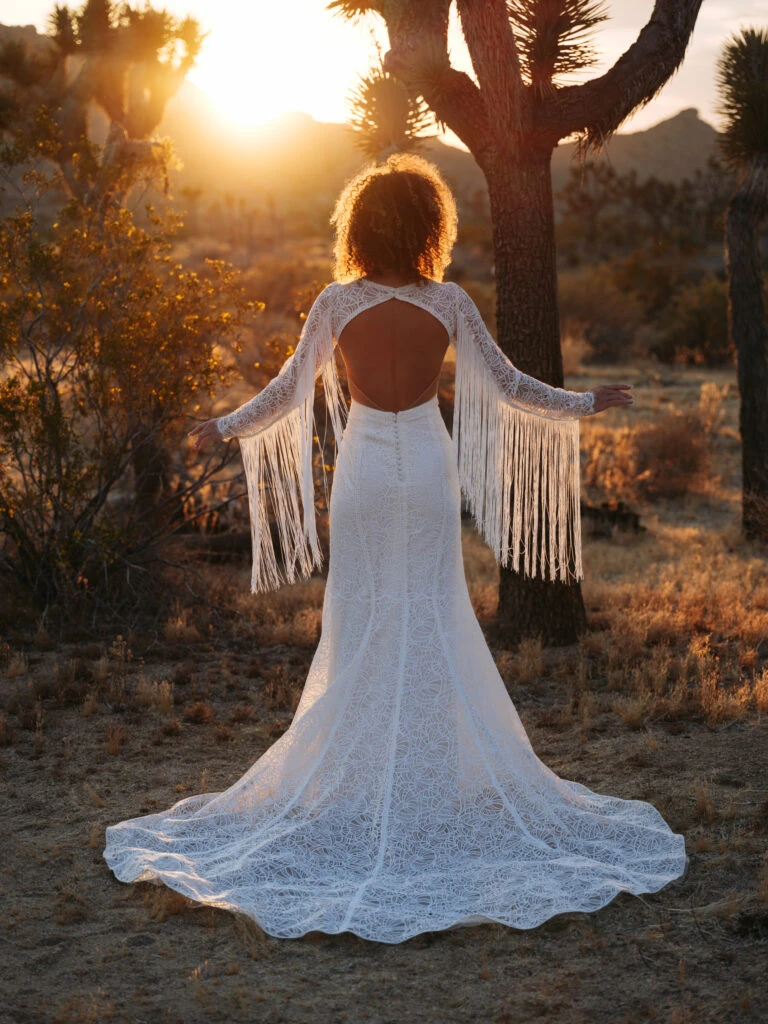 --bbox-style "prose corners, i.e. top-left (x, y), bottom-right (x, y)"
top-left (239, 334), bottom-right (348, 595)
top-left (238, 305), bottom-right (582, 593)
top-left (452, 314), bottom-right (583, 583)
